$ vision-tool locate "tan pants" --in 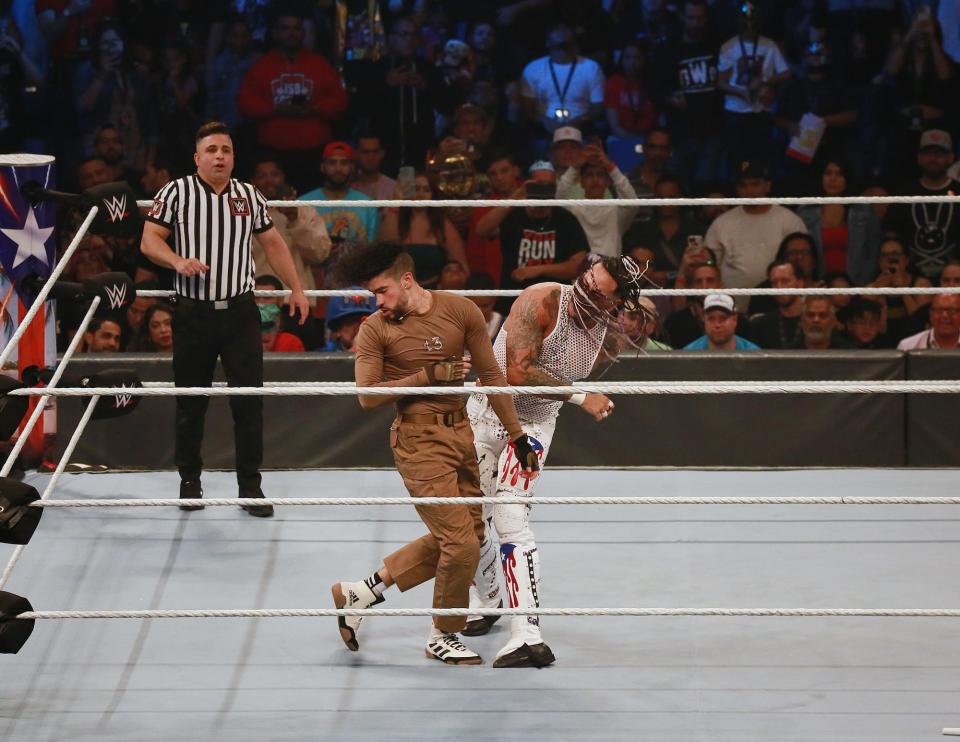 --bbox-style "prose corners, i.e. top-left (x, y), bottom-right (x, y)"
top-left (382, 417), bottom-right (484, 633)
